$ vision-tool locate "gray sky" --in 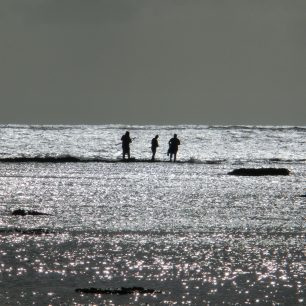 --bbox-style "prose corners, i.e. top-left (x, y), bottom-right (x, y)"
top-left (0, 0), bottom-right (305, 125)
